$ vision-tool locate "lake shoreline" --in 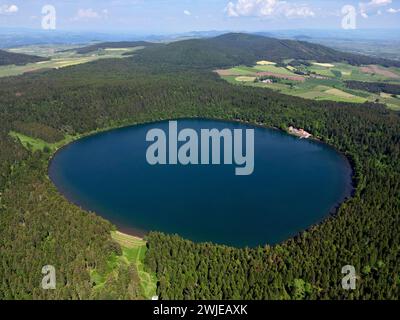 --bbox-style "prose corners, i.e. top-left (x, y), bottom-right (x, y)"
top-left (47, 116), bottom-right (356, 248)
